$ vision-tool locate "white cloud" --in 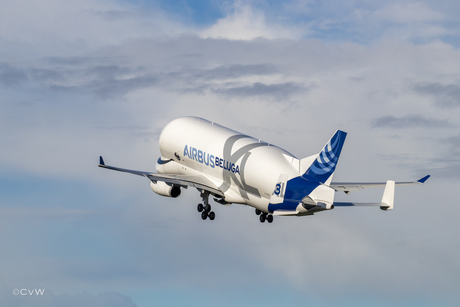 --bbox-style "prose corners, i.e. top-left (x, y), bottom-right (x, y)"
top-left (200, 2), bottom-right (305, 40)
top-left (0, 0), bottom-right (189, 57)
